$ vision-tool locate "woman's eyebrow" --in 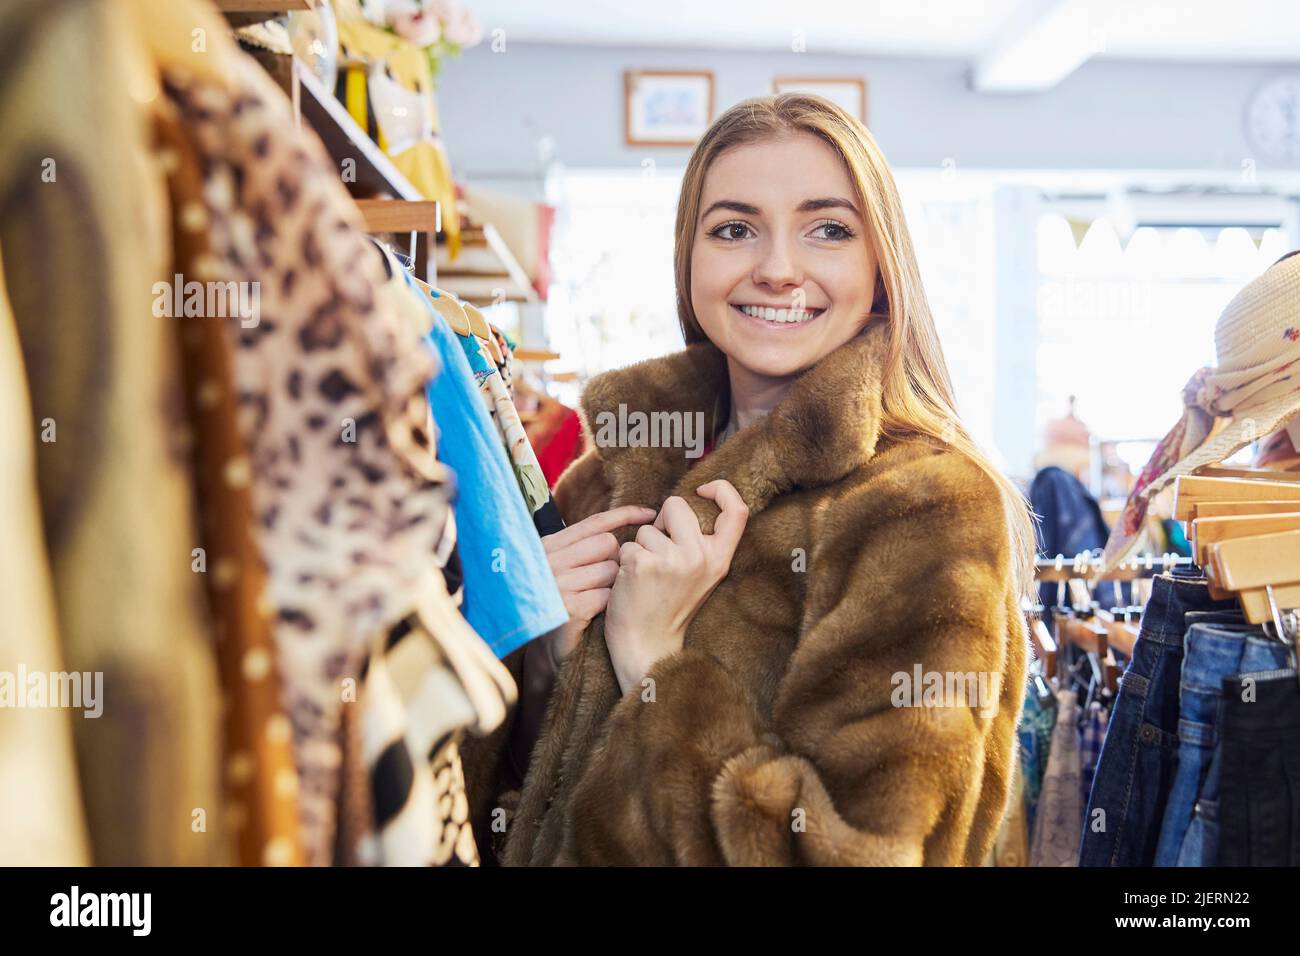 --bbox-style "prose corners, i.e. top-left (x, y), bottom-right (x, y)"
top-left (701, 199), bottom-right (760, 218)
top-left (700, 197), bottom-right (862, 219)
top-left (797, 197), bottom-right (861, 216)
